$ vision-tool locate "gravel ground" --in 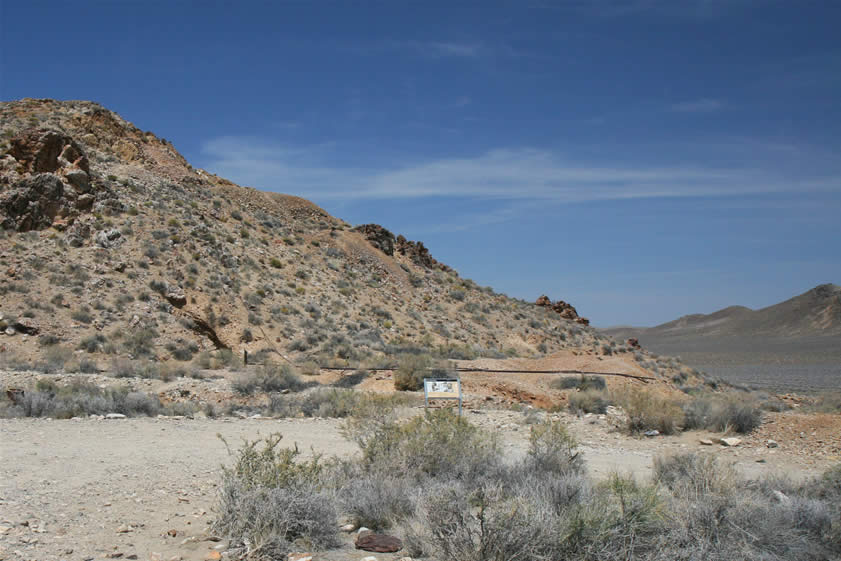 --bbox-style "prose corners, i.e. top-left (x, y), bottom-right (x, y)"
top-left (2, 409), bottom-right (837, 561)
